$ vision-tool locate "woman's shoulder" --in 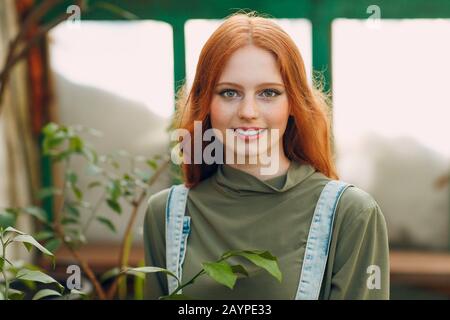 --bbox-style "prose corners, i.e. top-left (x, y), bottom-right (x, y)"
top-left (335, 183), bottom-right (385, 230)
top-left (145, 187), bottom-right (171, 225)
top-left (308, 170), bottom-right (384, 229)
